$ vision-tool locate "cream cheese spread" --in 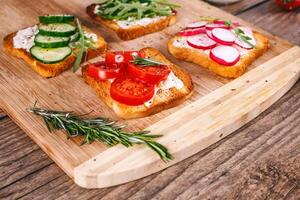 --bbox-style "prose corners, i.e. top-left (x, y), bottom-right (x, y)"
top-left (116, 16), bottom-right (166, 29)
top-left (144, 72), bottom-right (184, 107)
top-left (173, 37), bottom-right (210, 55)
top-left (84, 31), bottom-right (98, 42)
top-left (160, 71), bottom-right (184, 90)
top-left (13, 25), bottom-right (38, 52)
